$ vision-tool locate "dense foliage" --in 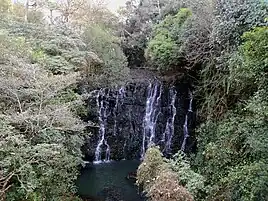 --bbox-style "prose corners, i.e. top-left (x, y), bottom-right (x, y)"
top-left (134, 0), bottom-right (268, 201)
top-left (0, 22), bottom-right (85, 200)
top-left (120, 0), bottom-right (184, 67)
top-left (0, 1), bottom-right (128, 200)
top-left (145, 8), bottom-right (191, 71)
top-left (82, 25), bottom-right (128, 88)
top-left (194, 26), bottom-right (268, 201)
top-left (137, 147), bottom-right (194, 201)
top-left (1, 0), bottom-right (268, 200)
